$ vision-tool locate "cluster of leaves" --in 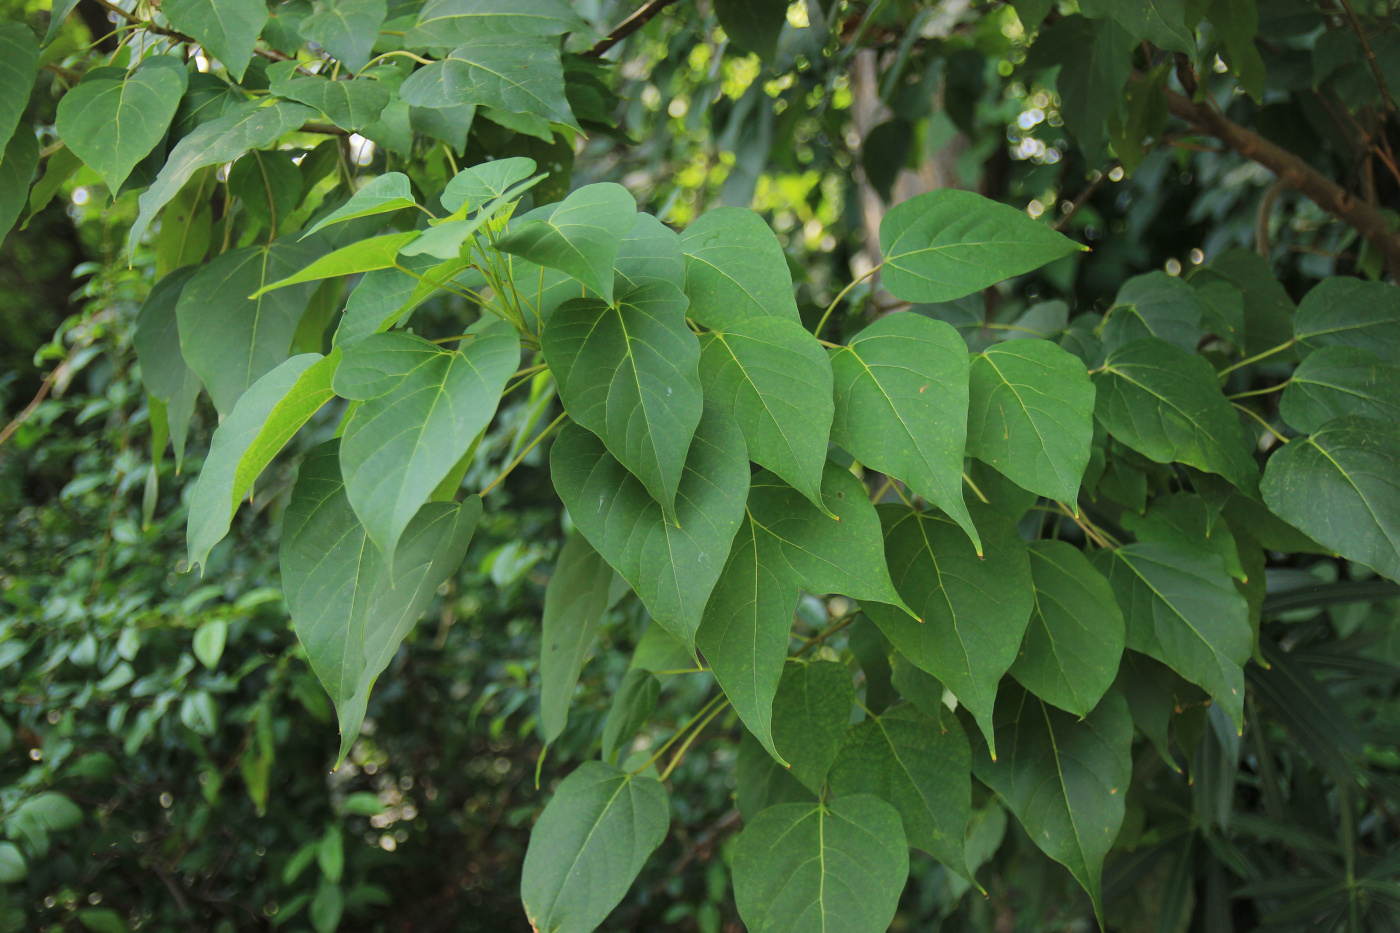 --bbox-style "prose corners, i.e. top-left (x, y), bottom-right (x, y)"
top-left (5, 0), bottom-right (1400, 931)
